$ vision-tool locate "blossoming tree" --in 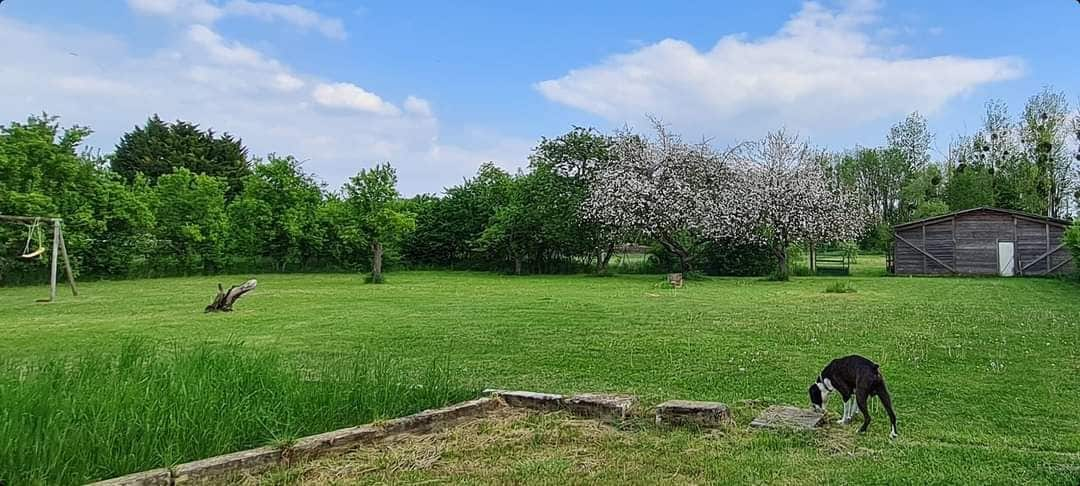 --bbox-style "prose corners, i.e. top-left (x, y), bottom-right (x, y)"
top-left (740, 130), bottom-right (868, 280)
top-left (582, 120), bottom-right (744, 272)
